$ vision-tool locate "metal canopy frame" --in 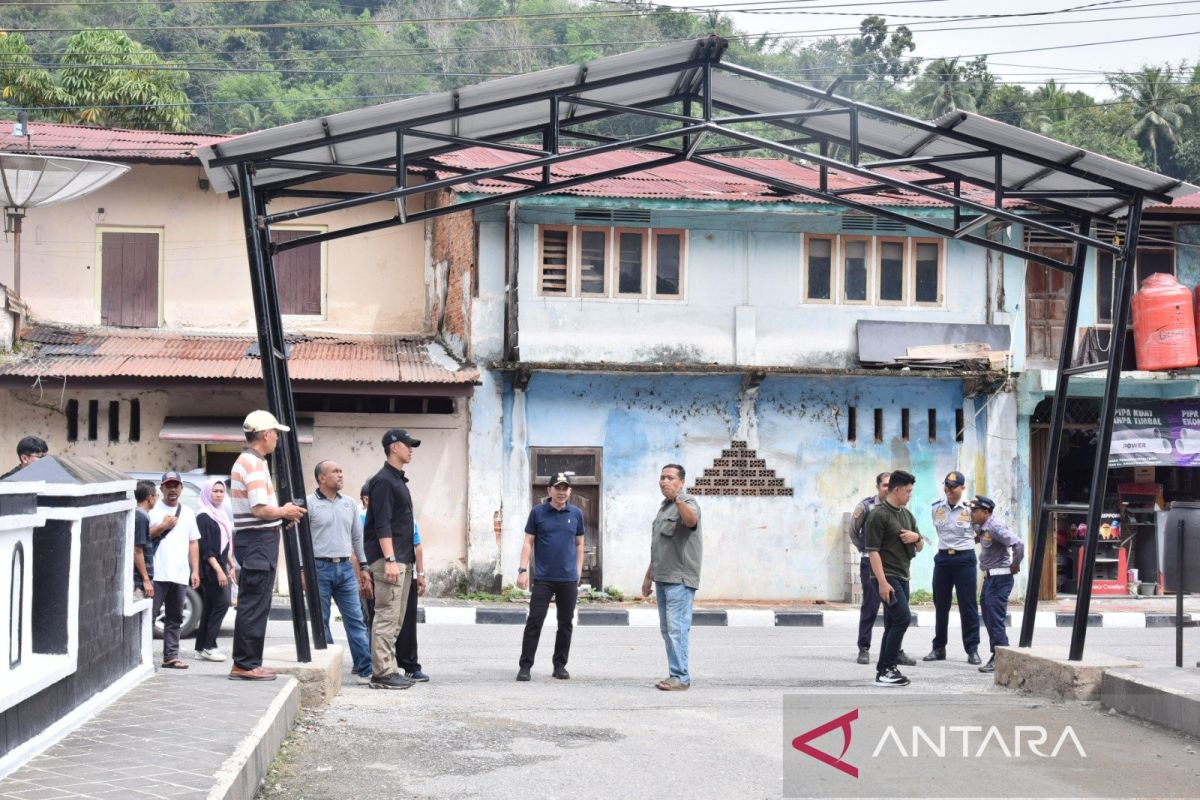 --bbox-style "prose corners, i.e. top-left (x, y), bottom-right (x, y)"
top-left (199, 35), bottom-right (1195, 662)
